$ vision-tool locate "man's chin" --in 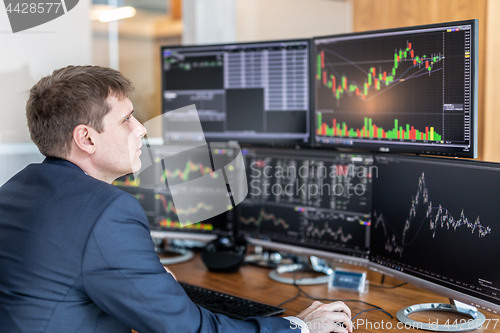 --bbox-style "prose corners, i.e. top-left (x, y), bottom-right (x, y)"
top-left (131, 160), bottom-right (142, 174)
